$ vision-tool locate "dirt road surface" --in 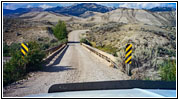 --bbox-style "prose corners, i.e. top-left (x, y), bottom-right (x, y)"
top-left (3, 30), bottom-right (130, 97)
